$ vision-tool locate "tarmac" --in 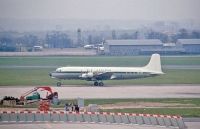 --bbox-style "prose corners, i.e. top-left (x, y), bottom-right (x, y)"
top-left (0, 85), bottom-right (200, 129)
top-left (0, 123), bottom-right (177, 129)
top-left (0, 85), bottom-right (200, 99)
top-left (0, 48), bottom-right (96, 56)
top-left (0, 122), bottom-right (199, 129)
